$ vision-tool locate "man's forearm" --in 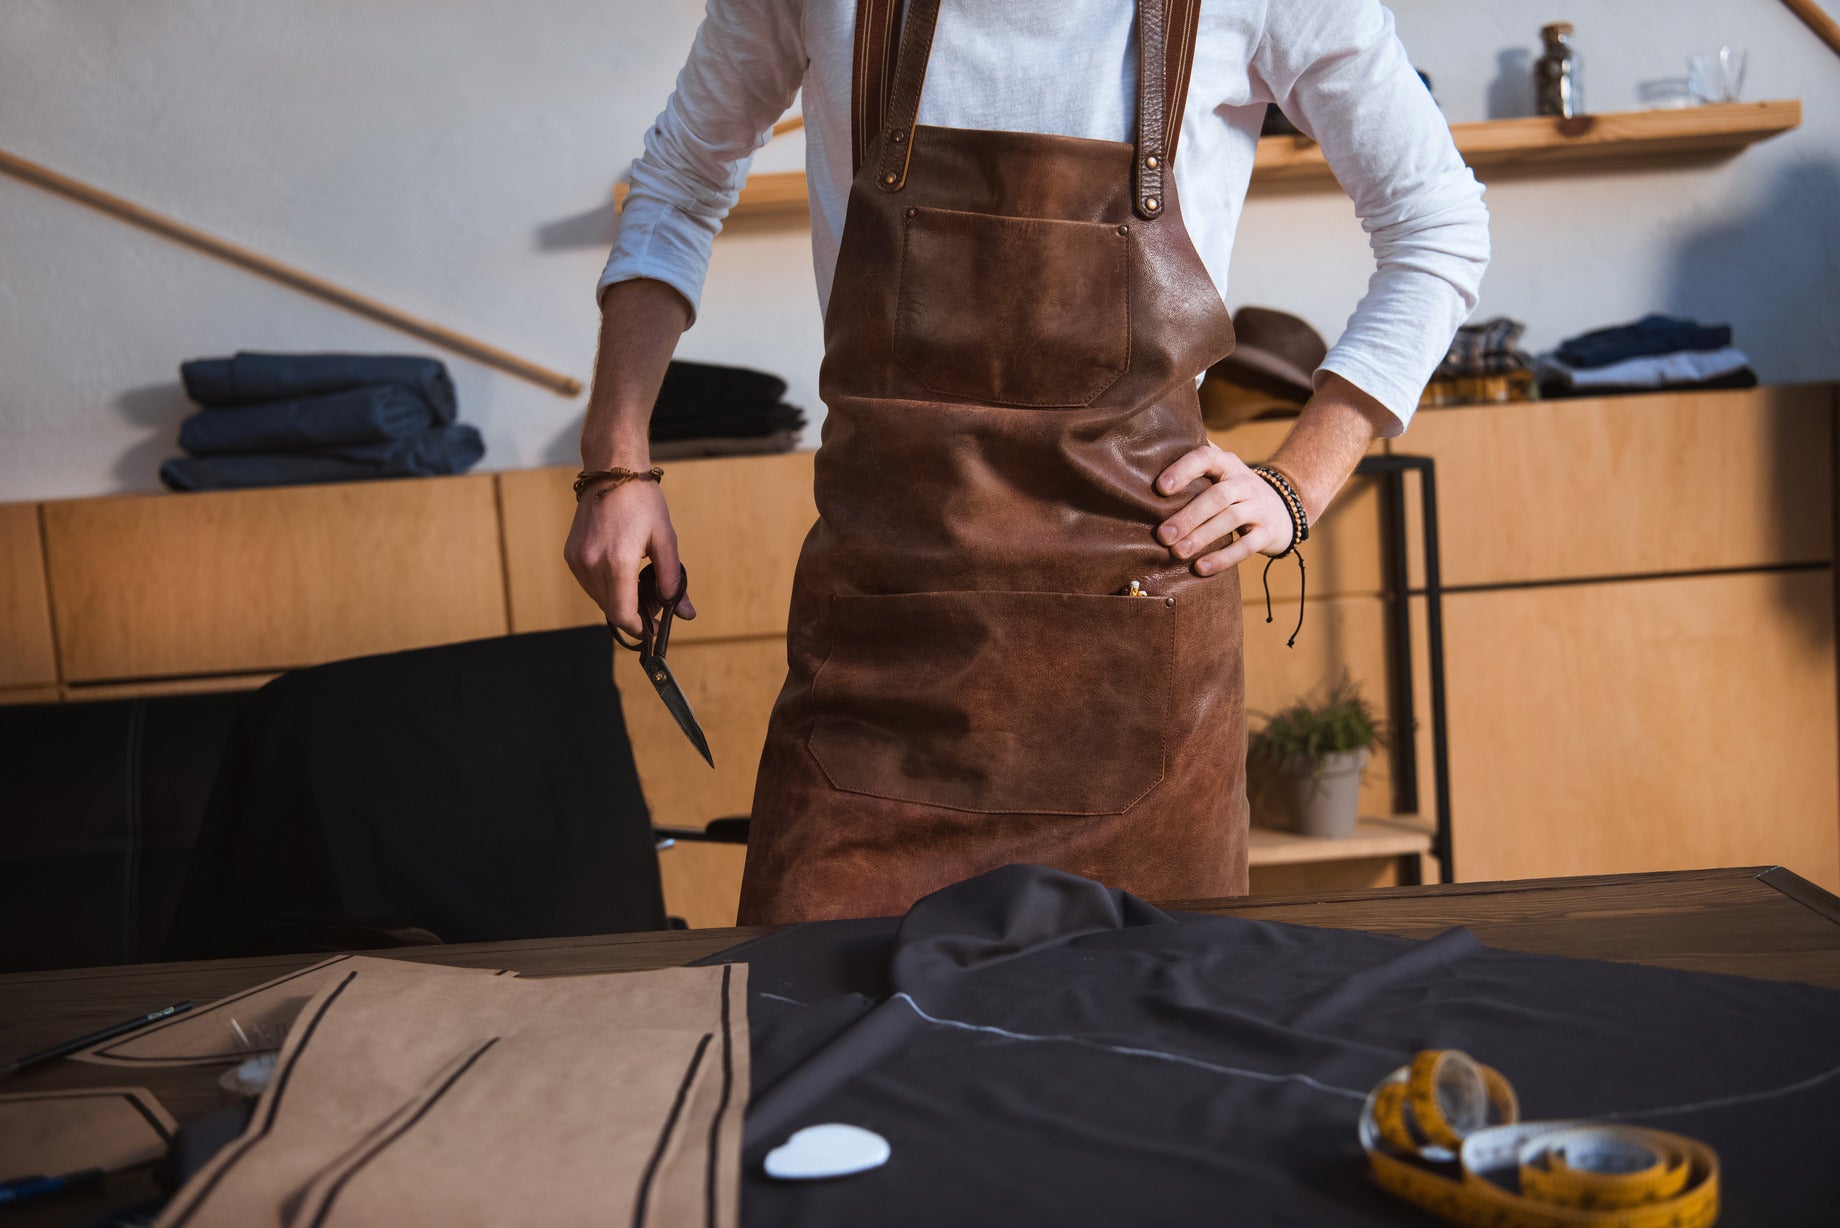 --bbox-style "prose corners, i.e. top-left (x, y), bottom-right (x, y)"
top-left (1263, 371), bottom-right (1395, 525)
top-left (580, 278), bottom-right (694, 470)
